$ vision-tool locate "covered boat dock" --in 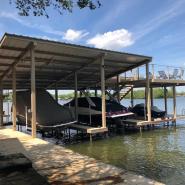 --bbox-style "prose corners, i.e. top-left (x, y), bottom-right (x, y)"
top-left (0, 33), bottom-right (152, 138)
